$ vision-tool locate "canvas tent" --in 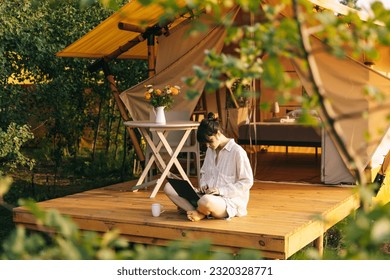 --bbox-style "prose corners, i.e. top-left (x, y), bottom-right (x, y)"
top-left (291, 36), bottom-right (390, 184)
top-left (119, 6), bottom-right (240, 122)
top-left (56, 0), bottom-right (390, 186)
